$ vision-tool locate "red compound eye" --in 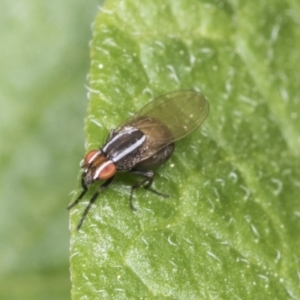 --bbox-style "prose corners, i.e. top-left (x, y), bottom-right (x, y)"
top-left (98, 161), bottom-right (116, 180)
top-left (84, 150), bottom-right (99, 166)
